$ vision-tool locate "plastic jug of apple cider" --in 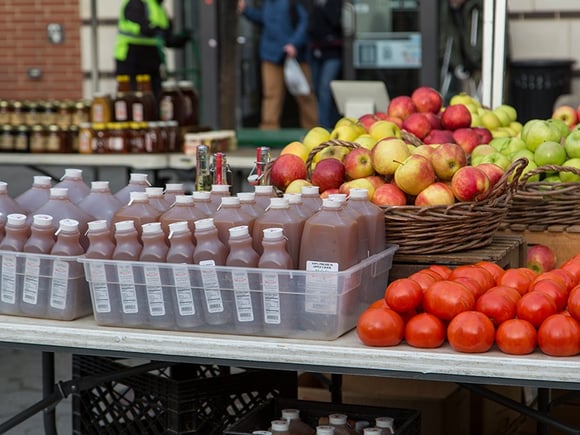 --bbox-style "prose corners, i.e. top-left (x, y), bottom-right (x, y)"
top-left (300, 185), bottom-right (322, 216)
top-left (114, 172), bottom-right (150, 204)
top-left (208, 184), bottom-right (231, 214)
top-left (51, 219), bottom-right (84, 256)
top-left (145, 187), bottom-right (171, 213)
top-left (283, 193), bottom-right (310, 221)
top-left (269, 419), bottom-right (291, 435)
top-left (213, 196), bottom-right (253, 248)
top-left (164, 183), bottom-right (185, 206)
top-left (85, 220), bottom-right (115, 259)
top-left (112, 220), bottom-right (143, 260)
top-left (347, 188), bottom-right (386, 256)
top-left (373, 417), bottom-right (395, 435)
top-left (139, 222), bottom-right (168, 262)
top-left (0, 213), bottom-right (29, 252)
top-left (315, 426), bottom-right (335, 435)
top-left (328, 414), bottom-right (357, 435)
top-left (328, 193), bottom-right (366, 262)
top-left (112, 191), bottom-right (162, 239)
top-left (254, 185), bottom-right (276, 212)
top-left (23, 214), bottom-right (55, 254)
top-left (0, 182), bottom-right (26, 216)
top-left (253, 198), bottom-right (304, 269)
top-left (237, 192), bottom-right (264, 220)
top-left (281, 409), bottom-right (315, 435)
top-left (167, 221), bottom-right (194, 264)
top-left (15, 176), bottom-right (52, 214)
top-left (191, 191), bottom-right (213, 218)
top-left (53, 169), bottom-right (91, 204)
top-left (78, 181), bottom-right (124, 226)
top-left (0, 213), bottom-right (28, 314)
top-left (159, 194), bottom-right (206, 237)
top-left (226, 225), bottom-right (261, 333)
top-left (0, 213), bottom-right (5, 242)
